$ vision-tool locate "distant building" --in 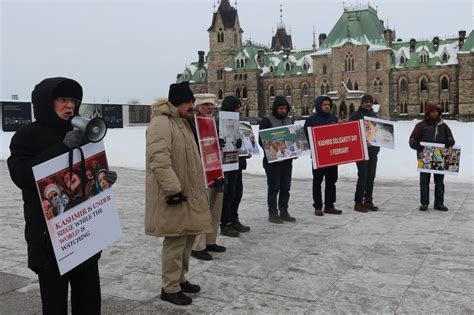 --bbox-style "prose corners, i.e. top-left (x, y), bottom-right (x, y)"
top-left (176, 0), bottom-right (473, 121)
